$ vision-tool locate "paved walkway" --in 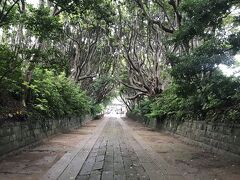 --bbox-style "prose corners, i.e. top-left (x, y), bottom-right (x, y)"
top-left (1, 116), bottom-right (239, 180)
top-left (1, 115), bottom-right (239, 180)
top-left (76, 117), bottom-right (150, 180)
top-left (43, 117), bottom-right (184, 180)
